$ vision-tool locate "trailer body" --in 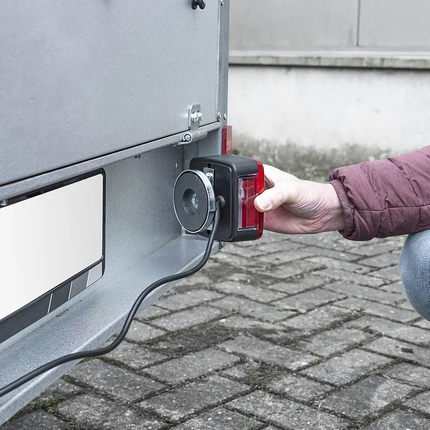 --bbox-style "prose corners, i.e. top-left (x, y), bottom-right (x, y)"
top-left (0, 1), bottom-right (230, 423)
